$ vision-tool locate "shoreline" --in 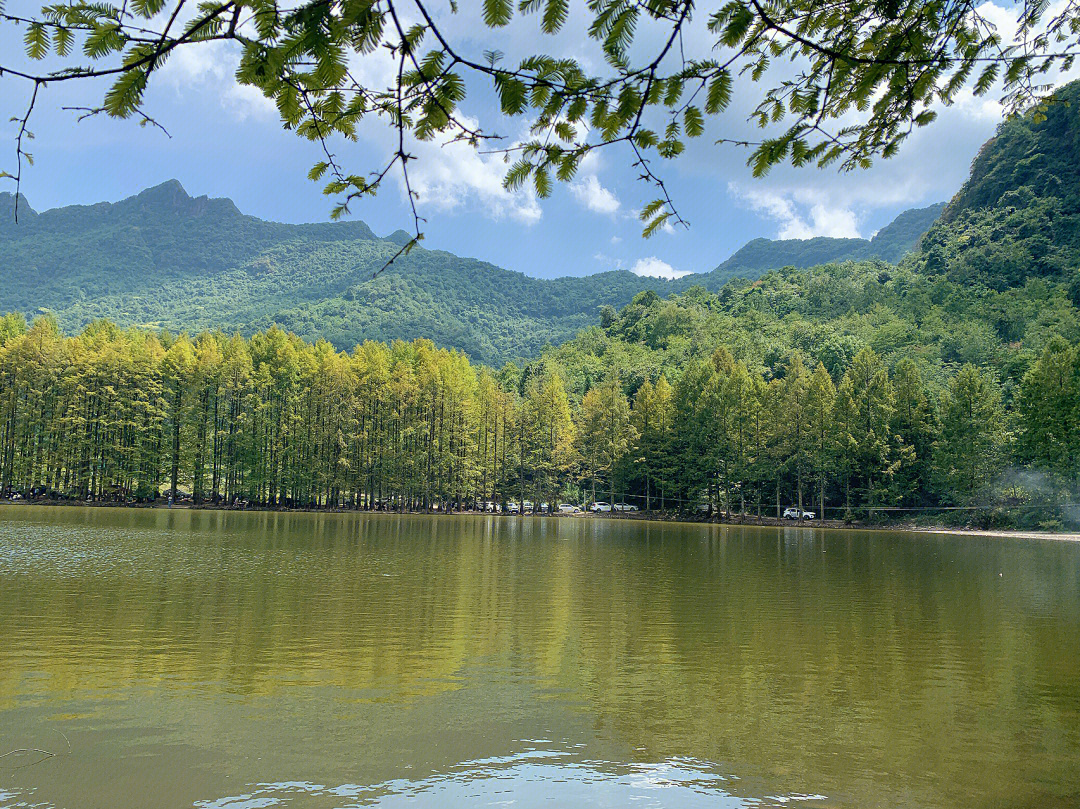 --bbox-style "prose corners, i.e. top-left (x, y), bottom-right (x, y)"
top-left (2, 499), bottom-right (1078, 542)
